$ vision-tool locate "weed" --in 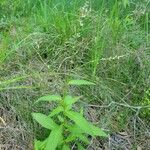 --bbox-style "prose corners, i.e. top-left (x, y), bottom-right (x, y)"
top-left (32, 80), bottom-right (108, 150)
